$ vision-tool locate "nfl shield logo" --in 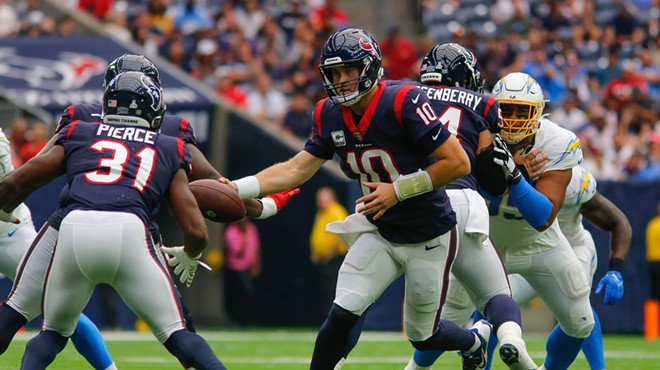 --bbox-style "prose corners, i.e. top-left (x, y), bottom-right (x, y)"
top-left (331, 130), bottom-right (346, 147)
